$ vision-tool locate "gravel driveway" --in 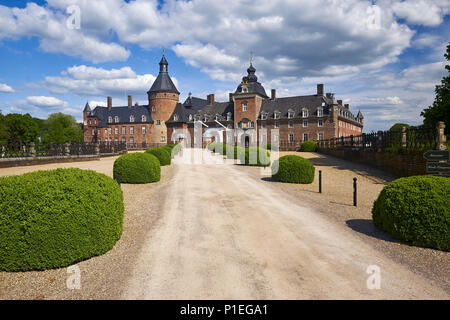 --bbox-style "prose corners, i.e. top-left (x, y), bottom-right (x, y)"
top-left (0, 149), bottom-right (448, 299)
